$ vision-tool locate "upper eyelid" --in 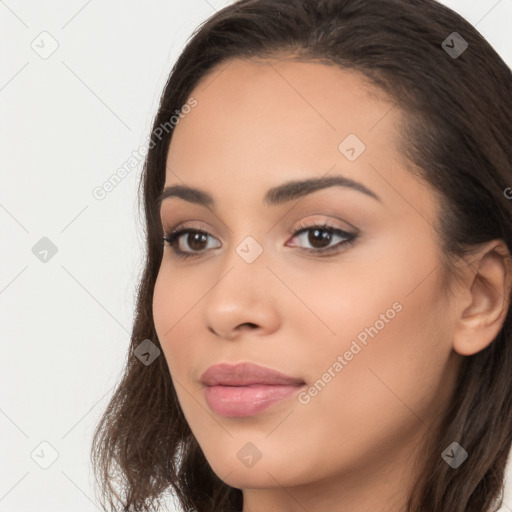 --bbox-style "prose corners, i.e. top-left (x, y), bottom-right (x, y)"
top-left (162, 211), bottom-right (357, 232)
top-left (165, 220), bottom-right (355, 238)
